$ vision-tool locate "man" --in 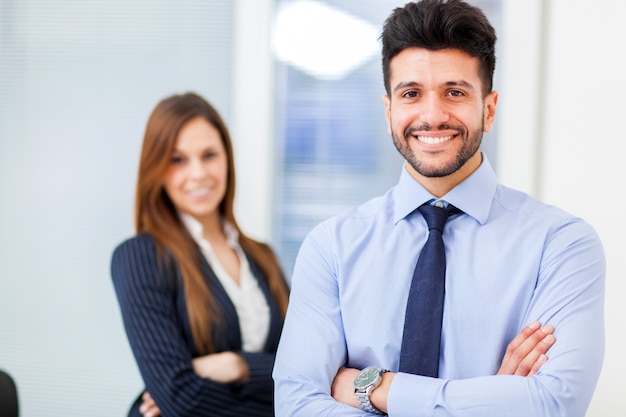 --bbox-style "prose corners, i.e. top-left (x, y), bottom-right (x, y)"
top-left (273, 0), bottom-right (605, 416)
